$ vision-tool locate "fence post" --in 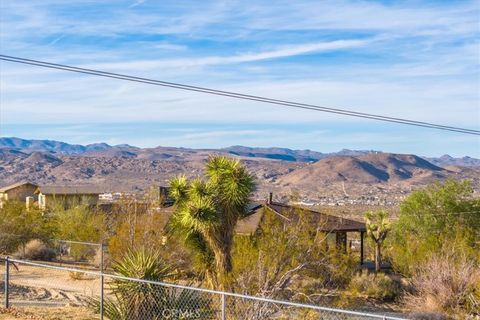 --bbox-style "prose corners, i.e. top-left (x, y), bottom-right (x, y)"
top-left (100, 244), bottom-right (104, 320)
top-left (221, 293), bottom-right (226, 320)
top-left (4, 256), bottom-right (9, 308)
